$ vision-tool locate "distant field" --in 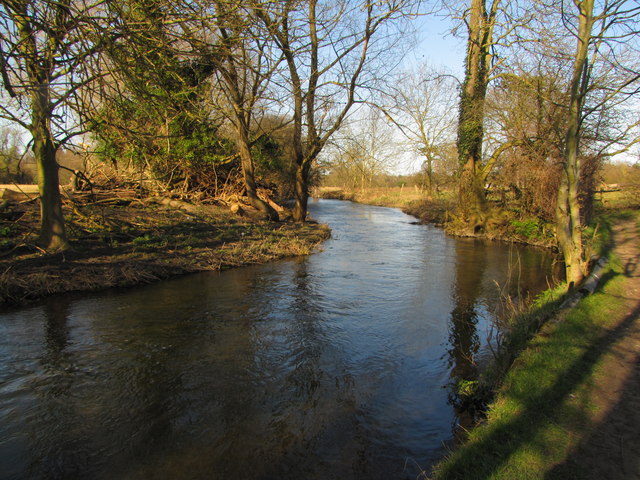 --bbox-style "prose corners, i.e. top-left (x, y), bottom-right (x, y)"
top-left (315, 185), bottom-right (452, 209)
top-left (317, 185), bottom-right (640, 212)
top-left (596, 186), bottom-right (640, 210)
